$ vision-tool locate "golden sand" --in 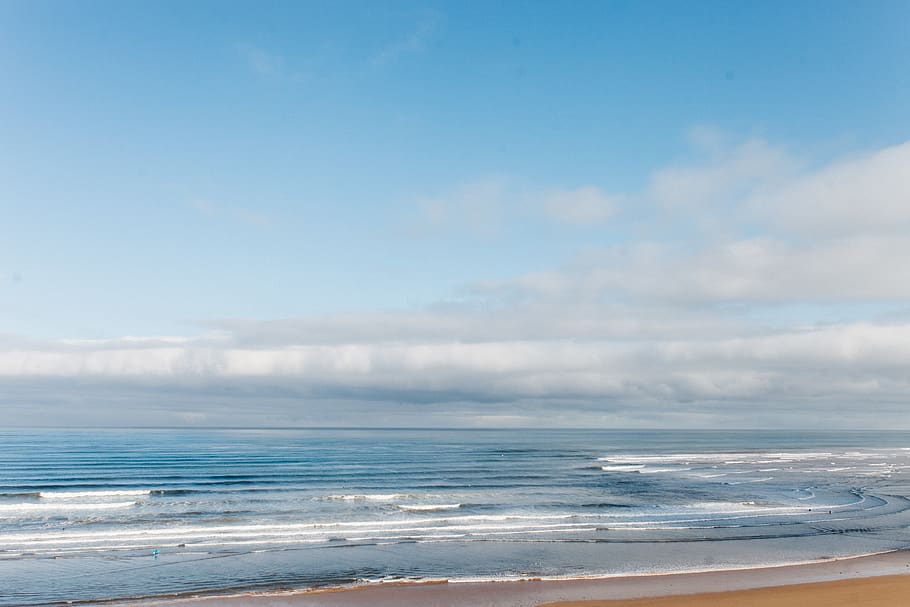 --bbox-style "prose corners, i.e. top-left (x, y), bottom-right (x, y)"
top-left (538, 574), bottom-right (910, 607)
